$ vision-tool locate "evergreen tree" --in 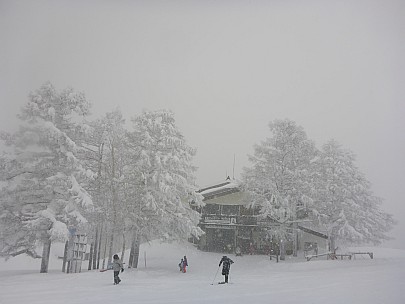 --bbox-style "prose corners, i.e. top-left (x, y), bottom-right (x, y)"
top-left (126, 110), bottom-right (204, 267)
top-left (242, 119), bottom-right (318, 237)
top-left (0, 152), bottom-right (40, 259)
top-left (313, 140), bottom-right (395, 247)
top-left (243, 118), bottom-right (395, 251)
top-left (80, 109), bottom-right (131, 268)
top-left (96, 110), bottom-right (128, 265)
top-left (0, 83), bottom-right (94, 272)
